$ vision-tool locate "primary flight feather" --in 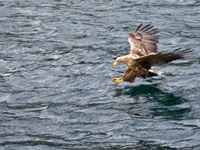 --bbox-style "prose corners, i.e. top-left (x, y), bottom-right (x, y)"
top-left (112, 24), bottom-right (192, 84)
